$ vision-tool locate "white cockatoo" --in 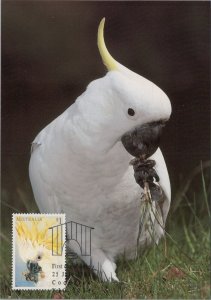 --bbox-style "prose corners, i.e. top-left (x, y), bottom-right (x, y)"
top-left (29, 18), bottom-right (171, 282)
